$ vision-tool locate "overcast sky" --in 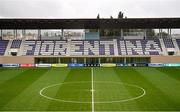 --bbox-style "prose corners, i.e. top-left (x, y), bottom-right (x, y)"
top-left (0, 0), bottom-right (180, 33)
top-left (0, 0), bottom-right (180, 18)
